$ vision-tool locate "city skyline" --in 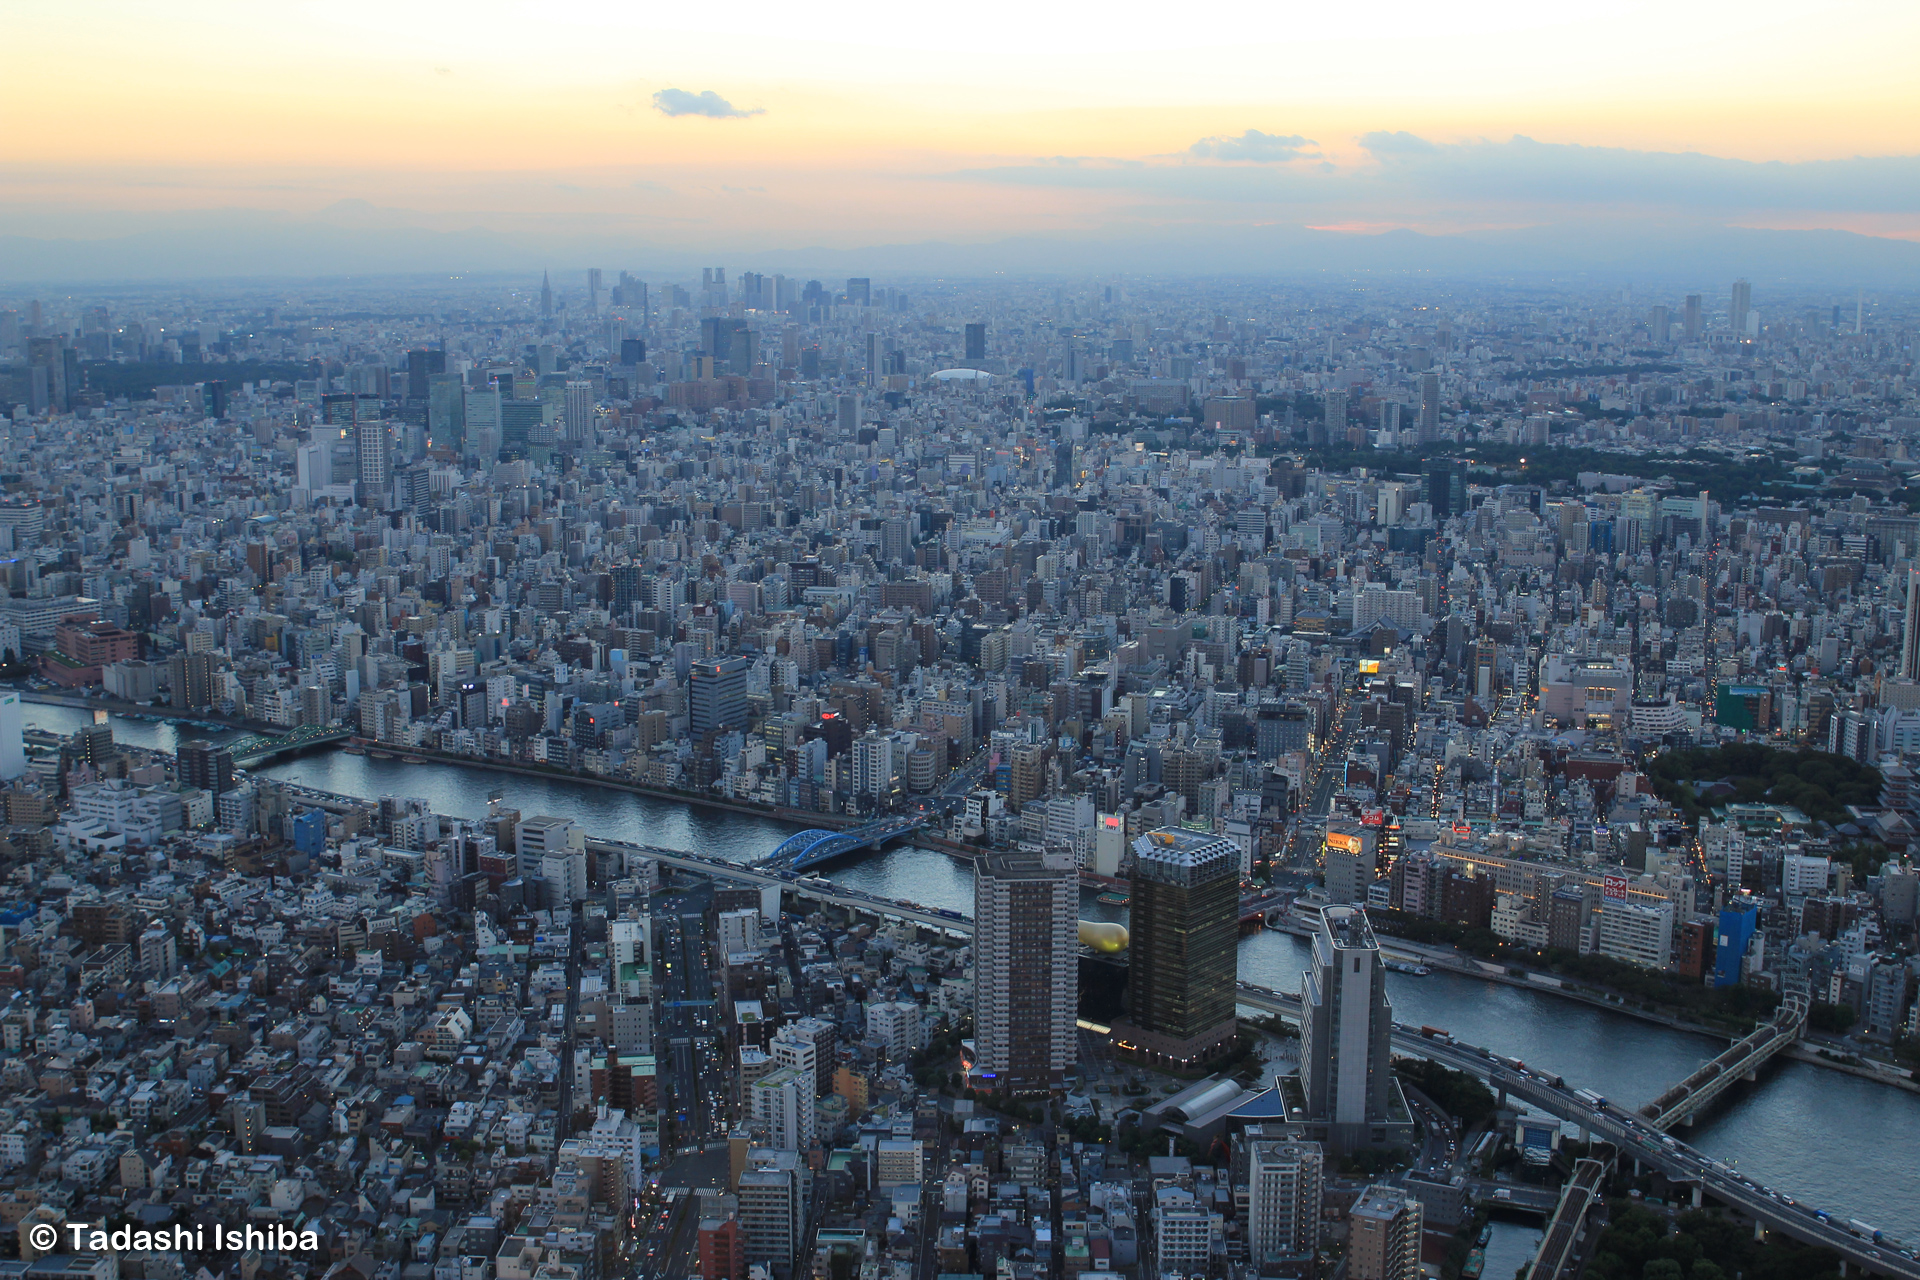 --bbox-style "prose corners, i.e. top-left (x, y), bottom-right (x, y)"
top-left (0, 4), bottom-right (1918, 1274)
